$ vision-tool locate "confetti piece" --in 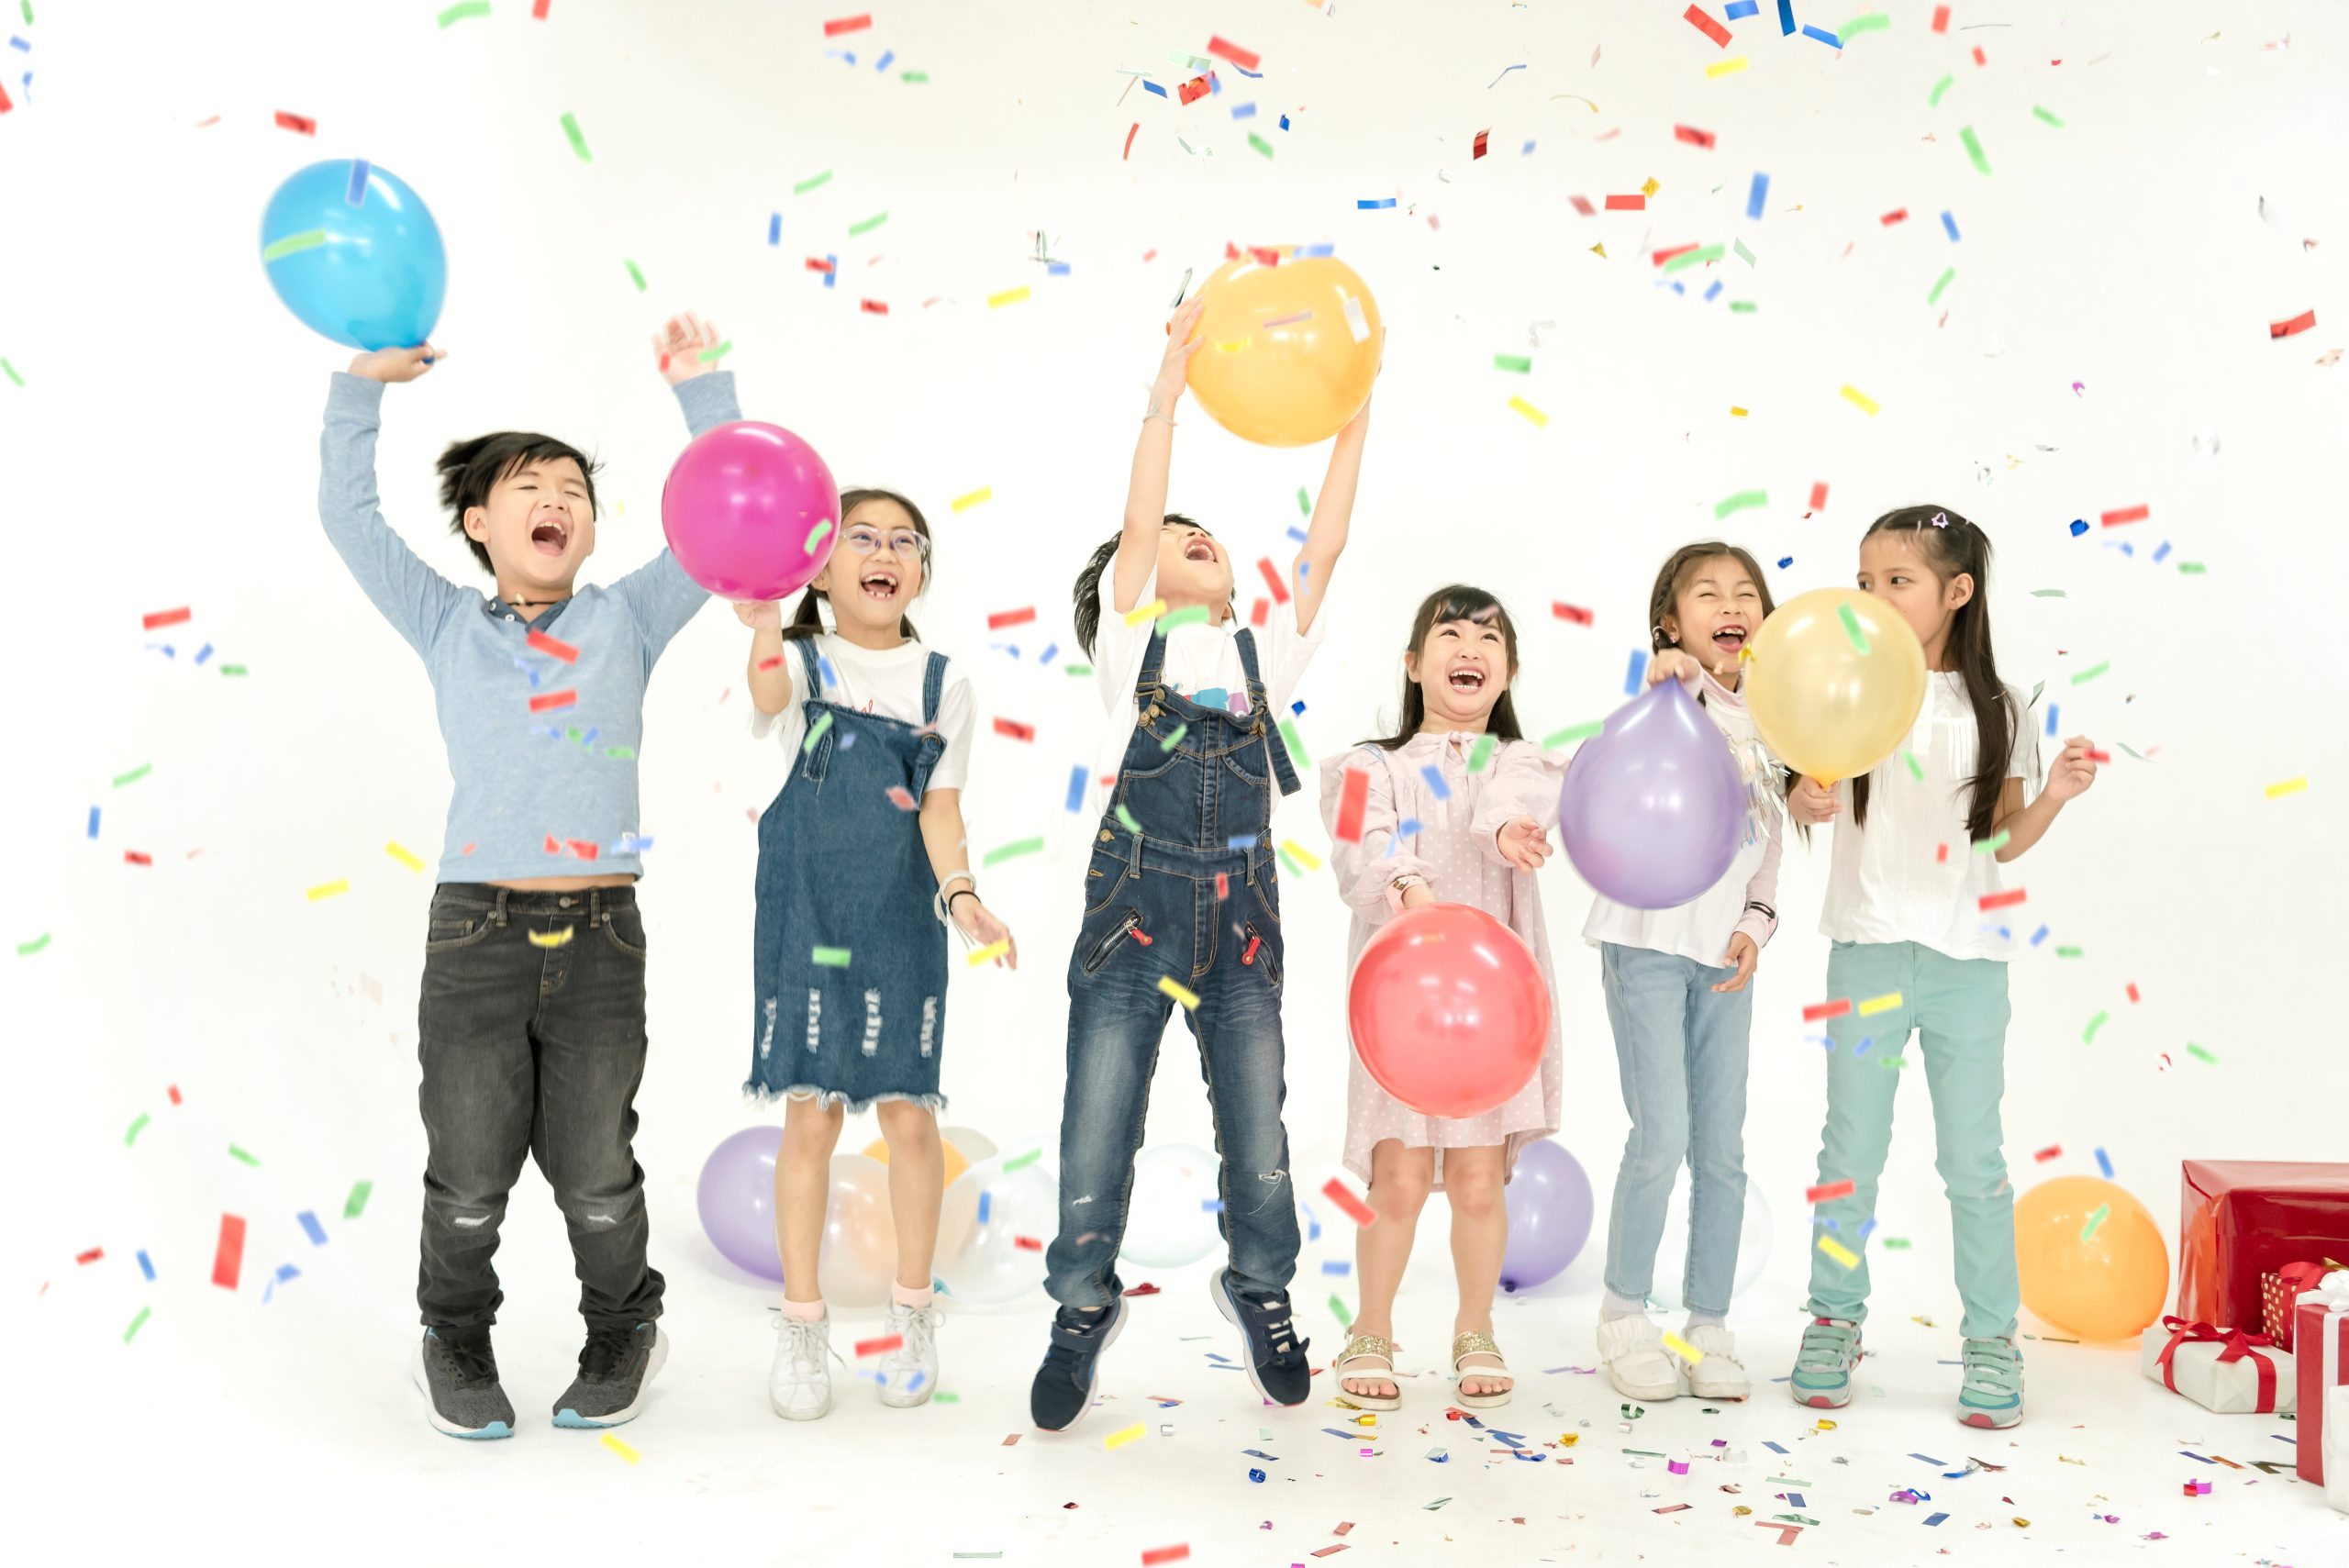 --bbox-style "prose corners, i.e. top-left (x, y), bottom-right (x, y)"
top-left (1140, 1549), bottom-right (1190, 1567)
top-left (1157, 606), bottom-right (1211, 633)
top-left (982, 837), bottom-right (1043, 868)
top-left (1801, 23), bottom-right (1841, 47)
top-left (1493, 353), bottom-right (1531, 373)
top-left (811, 946), bottom-right (852, 968)
top-left (1675, 123), bottom-right (1718, 150)
top-left (436, 0), bottom-right (489, 25)
top-left (948, 485), bottom-right (996, 514)
top-left (1278, 718), bottom-right (1311, 773)
top-left (2266, 776), bottom-right (2307, 800)
top-left (1959, 125), bottom-right (1988, 175)
top-left (1356, 196), bottom-right (1396, 210)
top-left (822, 13), bottom-right (870, 36)
top-left (1978, 888), bottom-right (2026, 911)
top-left (2068, 661), bottom-right (2110, 685)
top-left (559, 111), bottom-right (591, 161)
top-left (1504, 396), bottom-right (1550, 431)
top-left (274, 109), bottom-right (317, 135)
top-left (1817, 1235), bottom-right (1859, 1270)
top-left (1838, 603), bottom-right (1870, 654)
top-left (0, 357), bottom-right (19, 386)
top-left (1542, 721), bottom-right (1602, 749)
top-left (1153, 975), bottom-right (1202, 1011)
top-left (1807, 1179), bottom-right (1855, 1203)
top-left (262, 228), bottom-right (328, 262)
top-left (1329, 1293), bottom-right (1353, 1328)
top-left (1280, 839), bottom-right (1321, 873)
top-left (529, 689), bottom-right (577, 714)
top-left (1705, 55), bottom-right (1750, 78)
top-left (2082, 1009), bottom-right (2109, 1043)
top-left (382, 841), bottom-right (428, 874)
top-left (2079, 1202), bottom-right (2110, 1241)
top-left (853, 1333), bottom-right (903, 1358)
top-left (992, 717), bottom-right (1034, 742)
top-left (1334, 768), bottom-right (1369, 842)
top-left (211, 1214), bottom-right (246, 1290)
top-left (2270, 307), bottom-right (2317, 339)
top-left (1714, 489), bottom-right (1768, 519)
top-left (2031, 104), bottom-right (2065, 128)
top-left (2185, 1041), bottom-right (2217, 1063)
top-left (1803, 998), bottom-right (1852, 1022)
top-left (1468, 733), bottom-right (1497, 773)
top-left (848, 211), bottom-right (888, 238)
top-left (803, 712), bottom-right (834, 752)
top-left (1683, 4), bottom-right (1733, 47)
top-left (624, 258), bottom-right (647, 292)
top-left (967, 940), bottom-right (1010, 967)
top-left (1662, 1331), bottom-right (1705, 1364)
top-left (988, 285), bottom-right (1031, 309)
top-left (1623, 650), bottom-right (1648, 695)
top-left (2099, 504), bottom-right (2143, 526)
top-left (1106, 1422), bottom-right (1148, 1451)
top-left (1839, 384), bottom-right (1880, 416)
top-left (600, 1432), bottom-right (639, 1463)
top-left (124, 1307), bottom-right (150, 1344)
top-left (1928, 266), bottom-right (1956, 306)
top-left (306, 879), bottom-right (350, 903)
top-left (1553, 602), bottom-right (1594, 627)
top-left (696, 339), bottom-right (734, 362)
